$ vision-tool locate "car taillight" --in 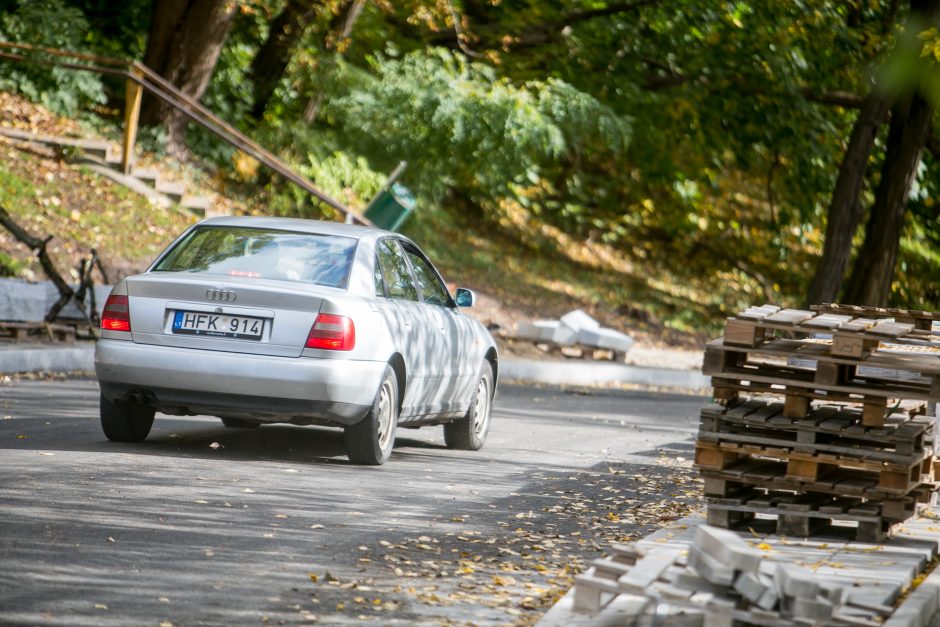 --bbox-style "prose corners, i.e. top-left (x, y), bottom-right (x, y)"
top-left (101, 295), bottom-right (131, 332)
top-left (305, 313), bottom-right (355, 351)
